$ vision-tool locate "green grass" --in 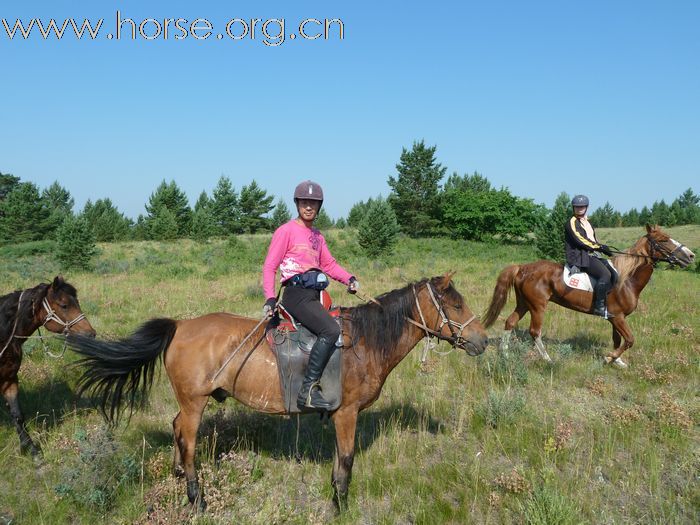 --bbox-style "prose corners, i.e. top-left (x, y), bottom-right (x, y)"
top-left (0, 225), bottom-right (698, 524)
